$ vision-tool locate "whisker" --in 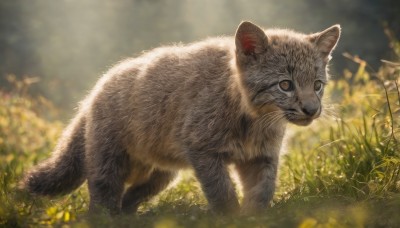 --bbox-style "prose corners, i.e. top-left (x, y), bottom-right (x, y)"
top-left (258, 111), bottom-right (286, 128)
top-left (266, 114), bottom-right (286, 128)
